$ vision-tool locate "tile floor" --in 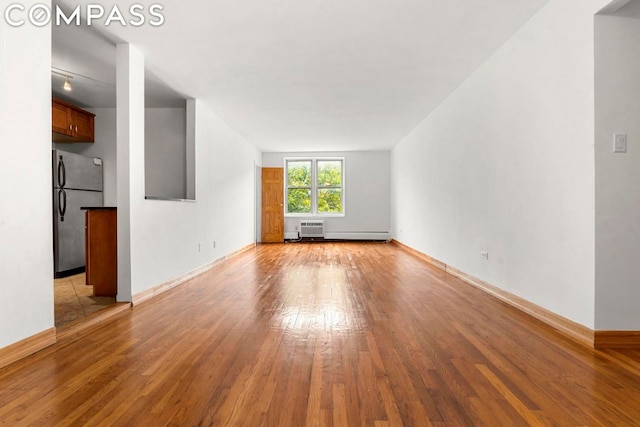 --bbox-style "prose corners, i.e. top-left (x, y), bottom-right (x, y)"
top-left (54, 273), bottom-right (116, 327)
